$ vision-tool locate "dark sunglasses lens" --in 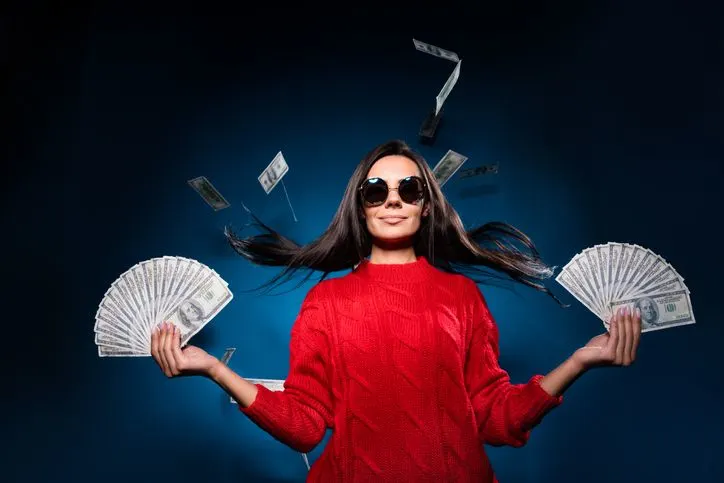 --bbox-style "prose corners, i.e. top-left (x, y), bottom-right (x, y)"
top-left (399, 177), bottom-right (424, 203)
top-left (362, 179), bottom-right (388, 205)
